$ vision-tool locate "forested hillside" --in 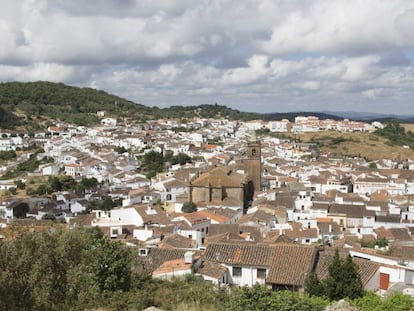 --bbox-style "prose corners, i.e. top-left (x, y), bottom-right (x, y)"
top-left (0, 81), bottom-right (341, 129)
